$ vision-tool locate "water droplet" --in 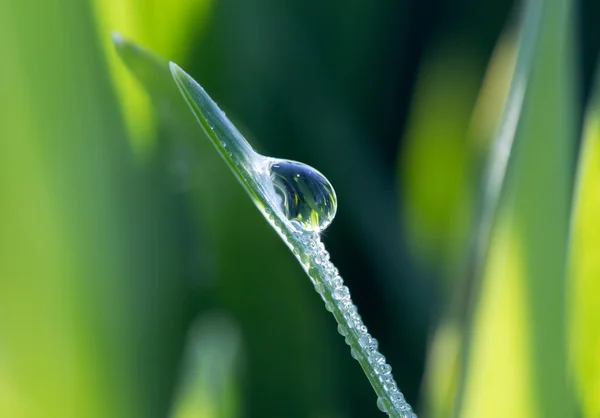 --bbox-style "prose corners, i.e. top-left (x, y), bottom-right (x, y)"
top-left (337, 324), bottom-right (347, 336)
top-left (390, 392), bottom-right (405, 407)
top-left (220, 141), bottom-right (226, 147)
top-left (314, 282), bottom-right (324, 294)
top-left (350, 348), bottom-right (358, 359)
top-left (269, 160), bottom-right (337, 232)
top-left (377, 398), bottom-right (387, 412)
top-left (333, 286), bottom-right (350, 300)
top-left (369, 352), bottom-right (385, 365)
top-left (331, 277), bottom-right (343, 288)
top-left (324, 301), bottom-right (334, 312)
top-left (381, 376), bottom-right (396, 392)
top-left (339, 299), bottom-right (353, 312)
top-left (379, 364), bottom-right (392, 375)
top-left (367, 338), bottom-right (379, 352)
top-left (359, 335), bottom-right (372, 348)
